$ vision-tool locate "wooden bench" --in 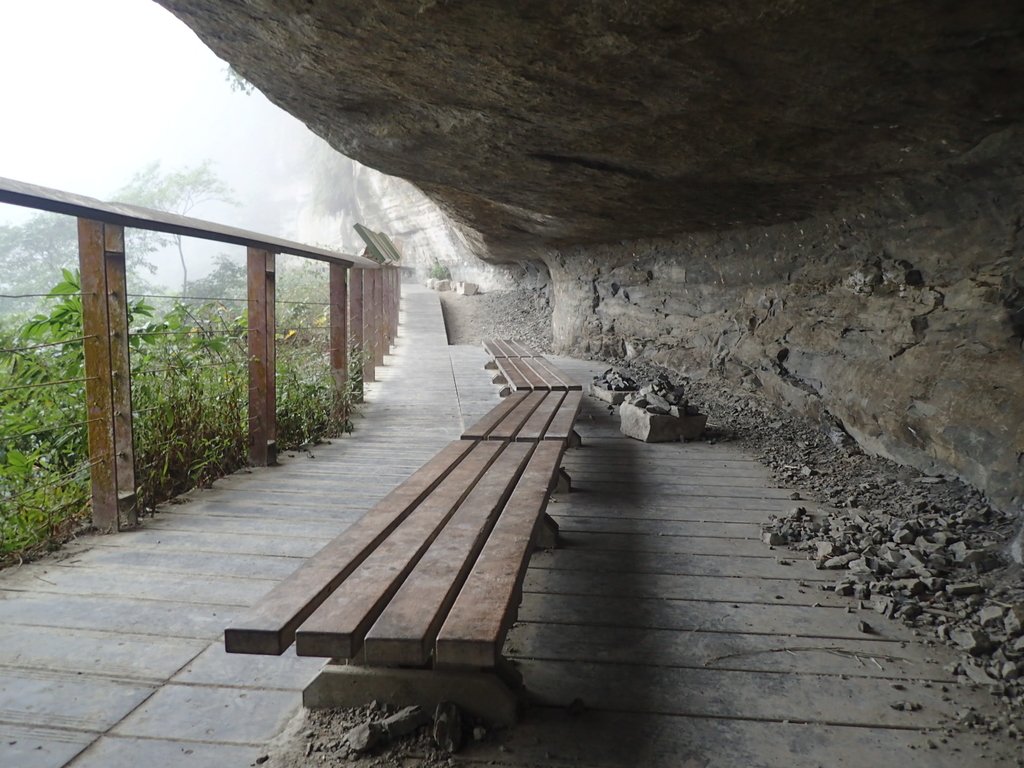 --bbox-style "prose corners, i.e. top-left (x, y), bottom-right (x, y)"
top-left (224, 338), bottom-right (585, 723)
top-left (482, 339), bottom-right (582, 393)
